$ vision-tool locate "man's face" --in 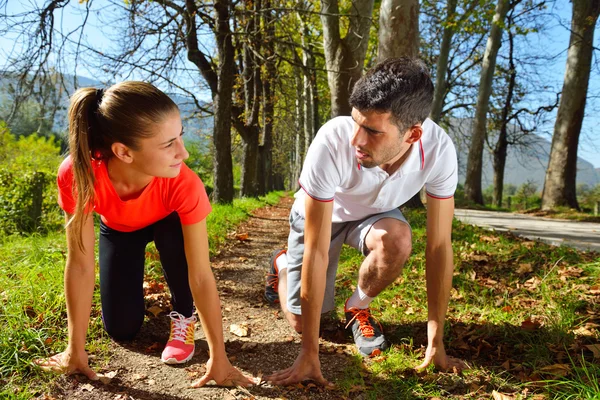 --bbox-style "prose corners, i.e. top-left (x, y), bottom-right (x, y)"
top-left (350, 108), bottom-right (411, 169)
